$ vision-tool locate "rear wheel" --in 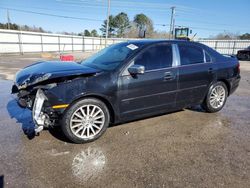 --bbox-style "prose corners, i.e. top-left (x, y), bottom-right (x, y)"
top-left (61, 98), bottom-right (110, 144)
top-left (202, 82), bottom-right (228, 113)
